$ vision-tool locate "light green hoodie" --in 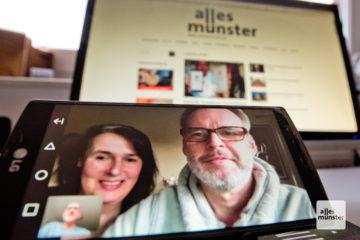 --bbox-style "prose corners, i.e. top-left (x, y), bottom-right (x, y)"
top-left (103, 157), bottom-right (315, 238)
